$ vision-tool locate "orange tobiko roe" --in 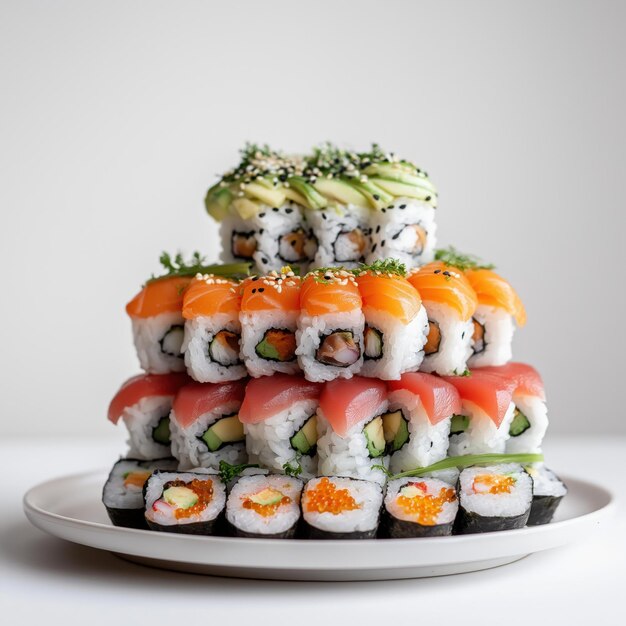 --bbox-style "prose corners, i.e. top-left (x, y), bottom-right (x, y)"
top-left (300, 272), bottom-right (362, 316)
top-left (397, 485), bottom-right (457, 526)
top-left (240, 275), bottom-right (301, 312)
top-left (356, 271), bottom-right (421, 324)
top-left (169, 479), bottom-right (214, 520)
top-left (305, 478), bottom-right (360, 515)
top-left (465, 268), bottom-right (527, 326)
top-left (242, 493), bottom-right (291, 517)
top-left (472, 474), bottom-right (515, 495)
top-left (182, 276), bottom-right (240, 319)
top-left (126, 277), bottom-right (191, 319)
